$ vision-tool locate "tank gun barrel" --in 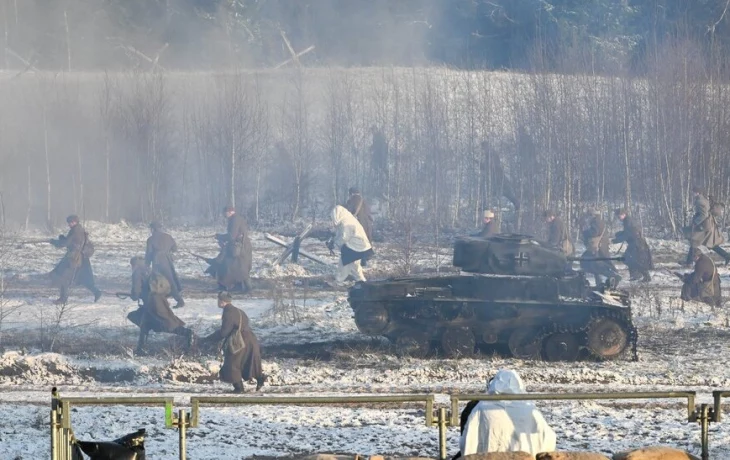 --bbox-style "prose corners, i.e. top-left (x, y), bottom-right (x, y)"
top-left (567, 256), bottom-right (625, 262)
